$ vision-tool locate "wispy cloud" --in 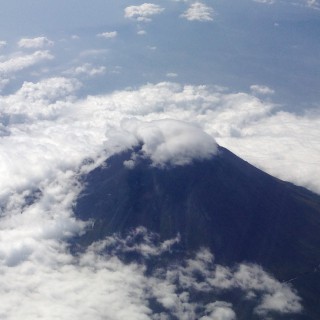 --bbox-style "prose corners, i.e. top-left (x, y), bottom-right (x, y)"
top-left (253, 0), bottom-right (275, 4)
top-left (64, 63), bottom-right (106, 77)
top-left (306, 0), bottom-right (320, 9)
top-left (250, 84), bottom-right (275, 95)
top-left (96, 31), bottom-right (118, 39)
top-left (0, 51), bottom-right (54, 90)
top-left (0, 51), bottom-right (53, 75)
